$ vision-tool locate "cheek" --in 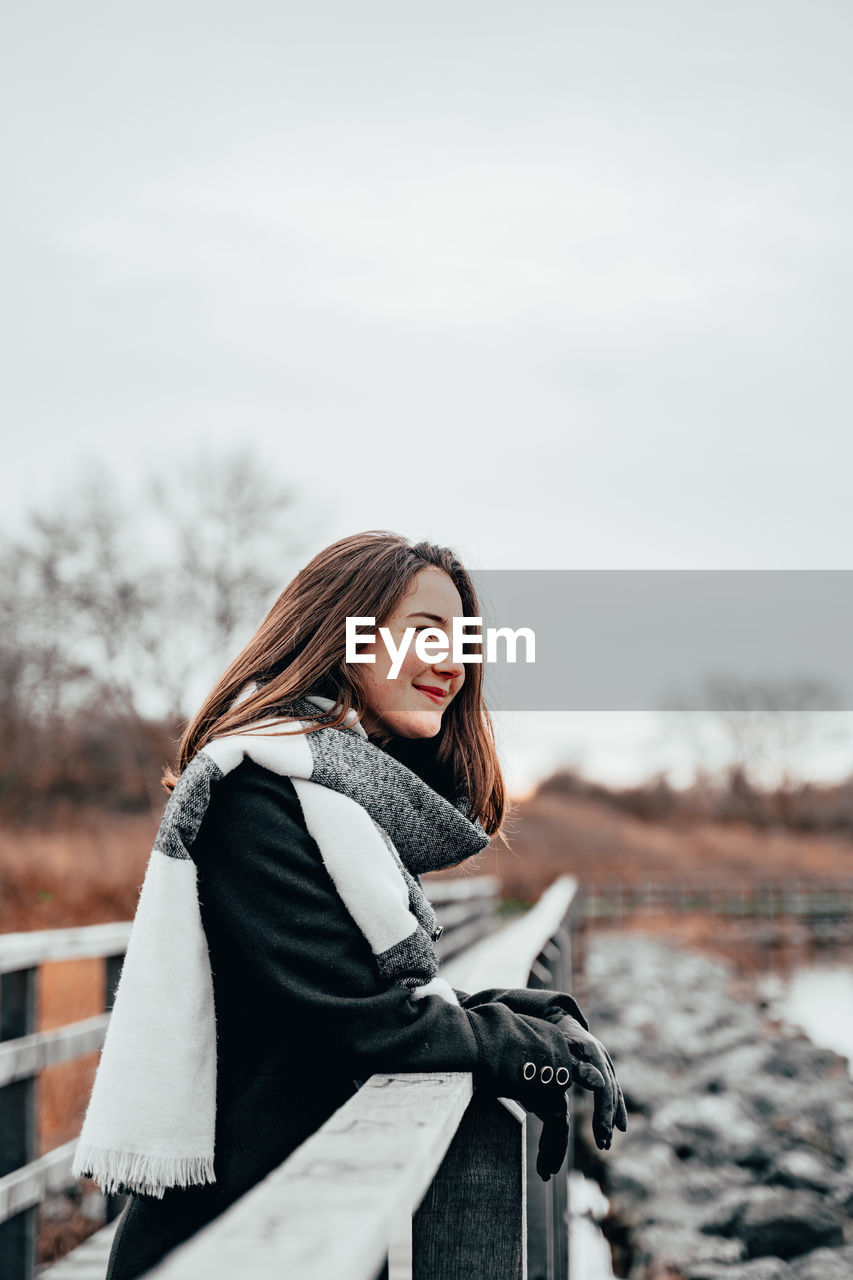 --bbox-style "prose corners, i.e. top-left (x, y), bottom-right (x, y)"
top-left (363, 658), bottom-right (392, 709)
top-left (400, 647), bottom-right (429, 682)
